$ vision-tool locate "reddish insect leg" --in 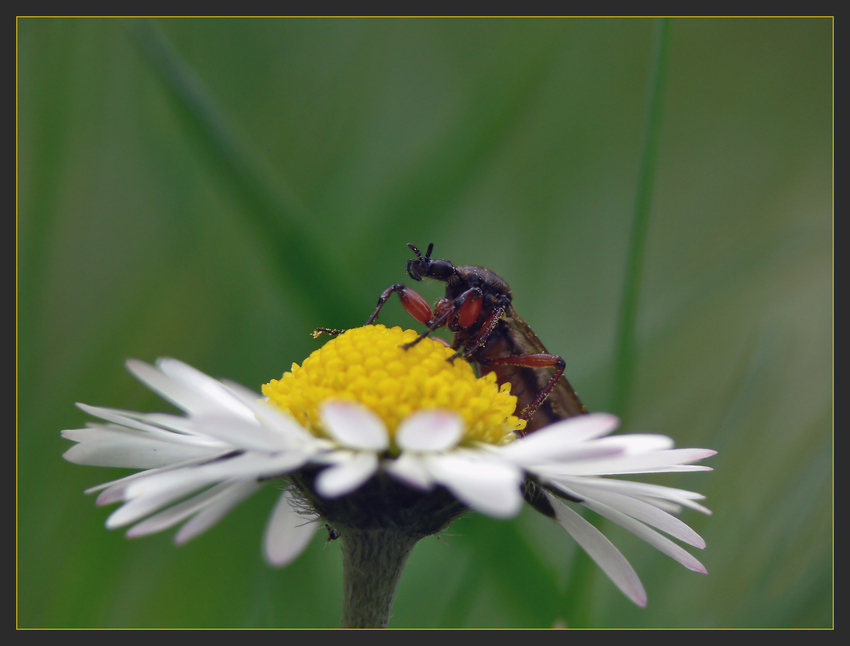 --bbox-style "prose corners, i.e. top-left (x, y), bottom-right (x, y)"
top-left (409, 287), bottom-right (483, 353)
top-left (365, 284), bottom-right (434, 327)
top-left (450, 302), bottom-right (504, 362)
top-left (365, 284), bottom-right (462, 350)
top-left (484, 353), bottom-right (567, 421)
top-left (401, 301), bottom-right (458, 349)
